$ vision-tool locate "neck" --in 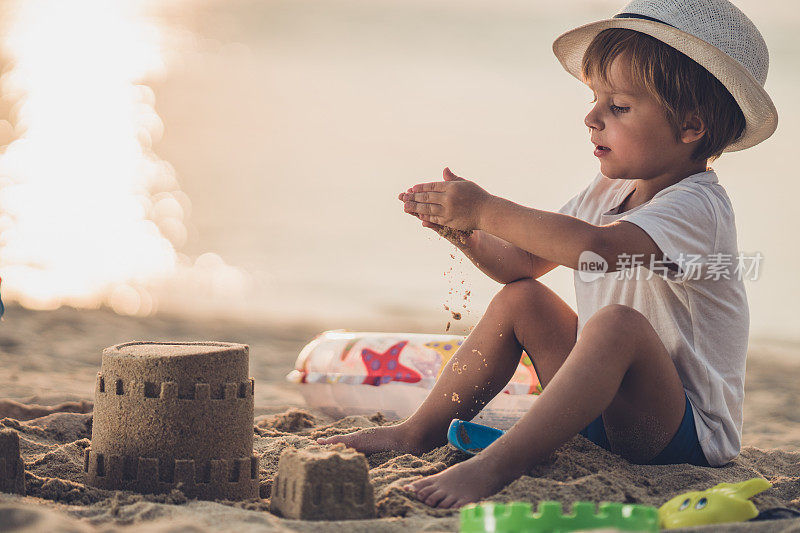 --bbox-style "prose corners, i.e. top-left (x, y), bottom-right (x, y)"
top-left (626, 160), bottom-right (709, 208)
